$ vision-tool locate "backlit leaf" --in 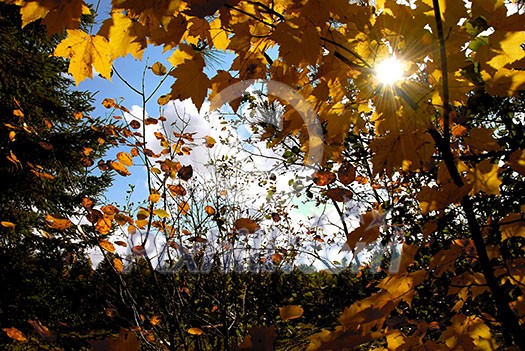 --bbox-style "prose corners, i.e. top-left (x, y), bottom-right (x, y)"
top-left (187, 327), bottom-right (203, 335)
top-left (153, 209), bottom-right (170, 218)
top-left (168, 184), bottom-right (187, 196)
top-left (96, 217), bottom-right (112, 235)
top-left (204, 135), bottom-right (216, 148)
top-left (111, 161), bottom-right (131, 176)
top-left (466, 160), bottom-right (501, 196)
top-left (169, 53), bottom-right (210, 110)
top-left (131, 245), bottom-right (146, 255)
top-left (19, 0), bottom-right (89, 35)
top-left (45, 214), bottom-right (72, 230)
top-left (507, 149), bottom-right (525, 176)
top-left (54, 30), bottom-right (112, 84)
top-left (312, 170), bottom-right (336, 186)
top-left (151, 62), bottom-right (167, 76)
top-left (117, 152), bottom-right (133, 166)
top-left (1, 221), bottom-right (15, 228)
top-left (148, 193), bottom-right (161, 203)
top-left (326, 188), bottom-right (353, 202)
top-left (150, 315), bottom-right (162, 326)
top-left (234, 218), bottom-right (260, 234)
top-left (338, 162), bottom-right (356, 185)
top-left (98, 11), bottom-right (146, 59)
top-left (113, 258), bottom-right (123, 272)
top-left (99, 239), bottom-right (115, 253)
top-left (177, 165), bottom-right (193, 181)
top-left (279, 305), bottom-right (304, 321)
top-left (3, 327), bottom-right (27, 342)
